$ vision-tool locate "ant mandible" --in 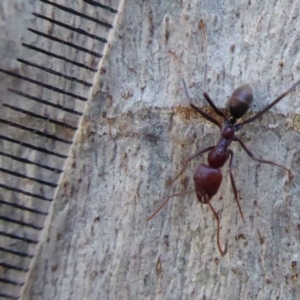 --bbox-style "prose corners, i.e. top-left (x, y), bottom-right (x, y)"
top-left (147, 20), bottom-right (300, 255)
